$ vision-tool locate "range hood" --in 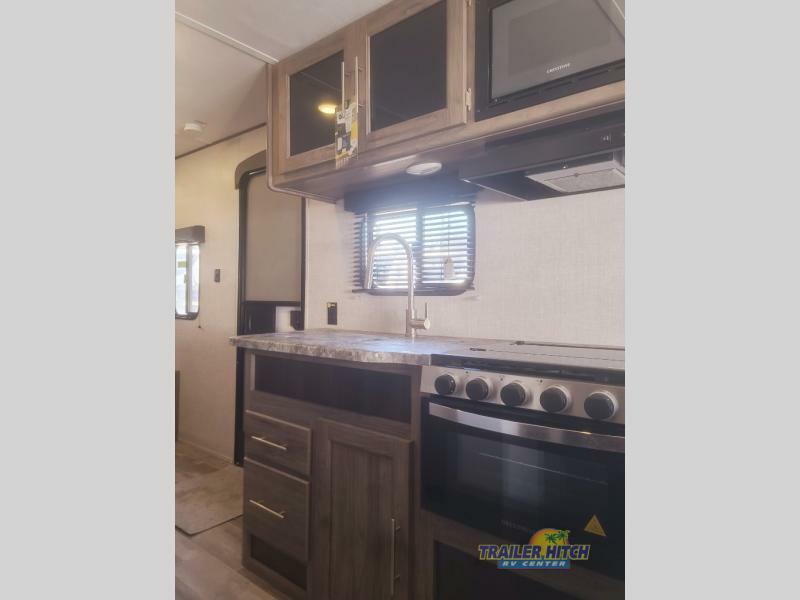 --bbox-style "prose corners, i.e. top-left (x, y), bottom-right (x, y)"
top-left (459, 112), bottom-right (625, 200)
